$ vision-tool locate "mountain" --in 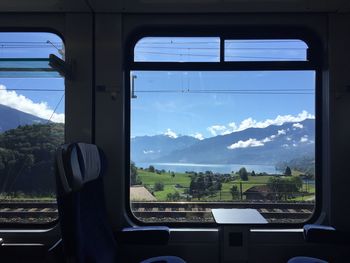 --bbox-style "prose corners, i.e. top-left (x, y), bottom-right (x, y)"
top-left (0, 104), bottom-right (48, 132)
top-left (131, 119), bottom-right (315, 165)
top-left (131, 135), bottom-right (199, 162)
